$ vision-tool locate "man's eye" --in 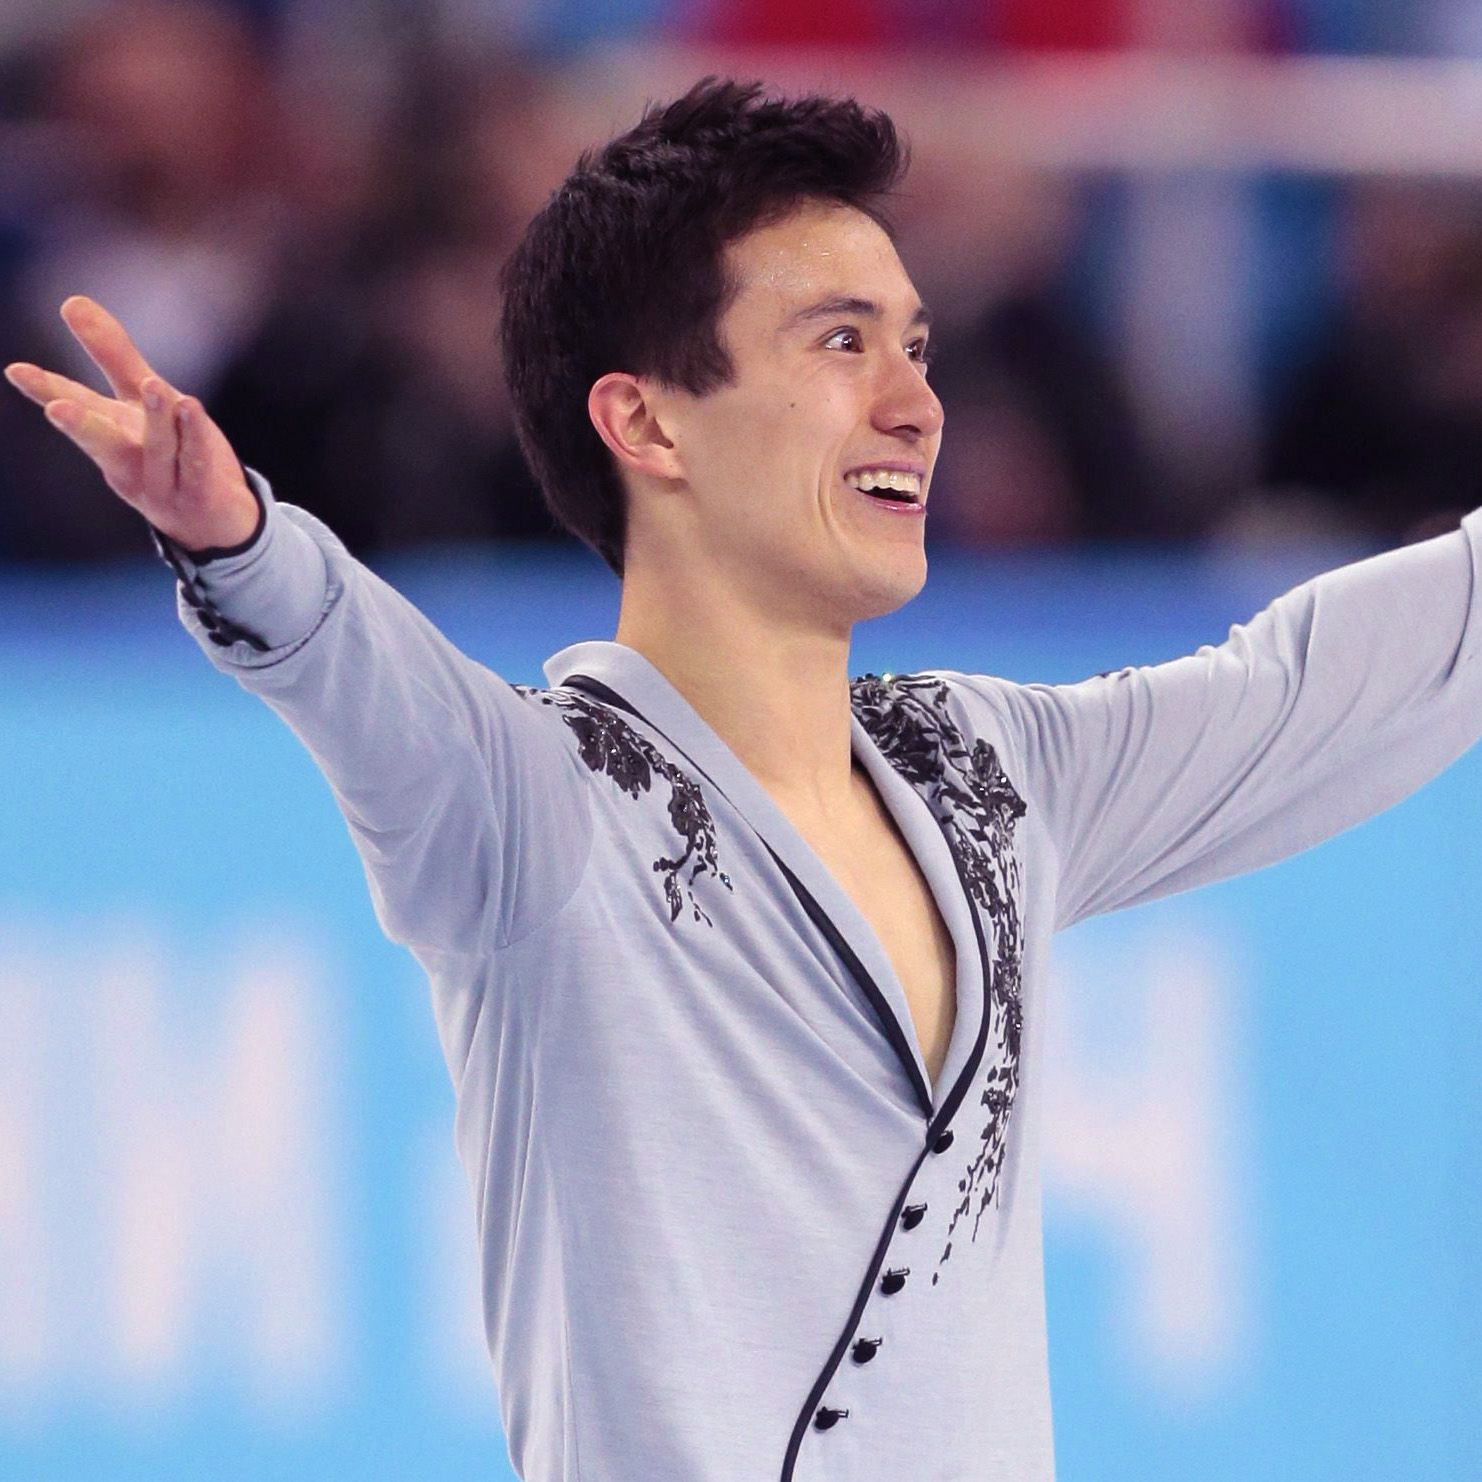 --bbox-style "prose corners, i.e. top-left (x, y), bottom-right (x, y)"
top-left (824, 328), bottom-right (863, 352)
top-left (908, 340), bottom-right (934, 368)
